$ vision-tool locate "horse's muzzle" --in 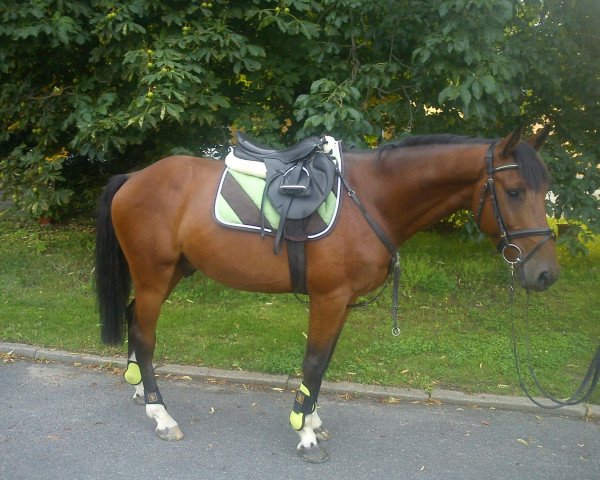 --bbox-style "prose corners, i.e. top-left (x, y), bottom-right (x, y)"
top-left (519, 263), bottom-right (559, 292)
